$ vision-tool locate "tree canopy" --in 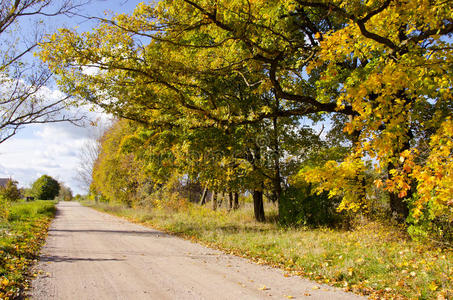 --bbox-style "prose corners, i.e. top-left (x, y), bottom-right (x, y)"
top-left (40, 0), bottom-right (452, 240)
top-left (31, 175), bottom-right (60, 200)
